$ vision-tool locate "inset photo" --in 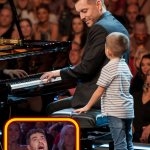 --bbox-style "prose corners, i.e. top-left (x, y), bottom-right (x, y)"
top-left (4, 117), bottom-right (80, 150)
